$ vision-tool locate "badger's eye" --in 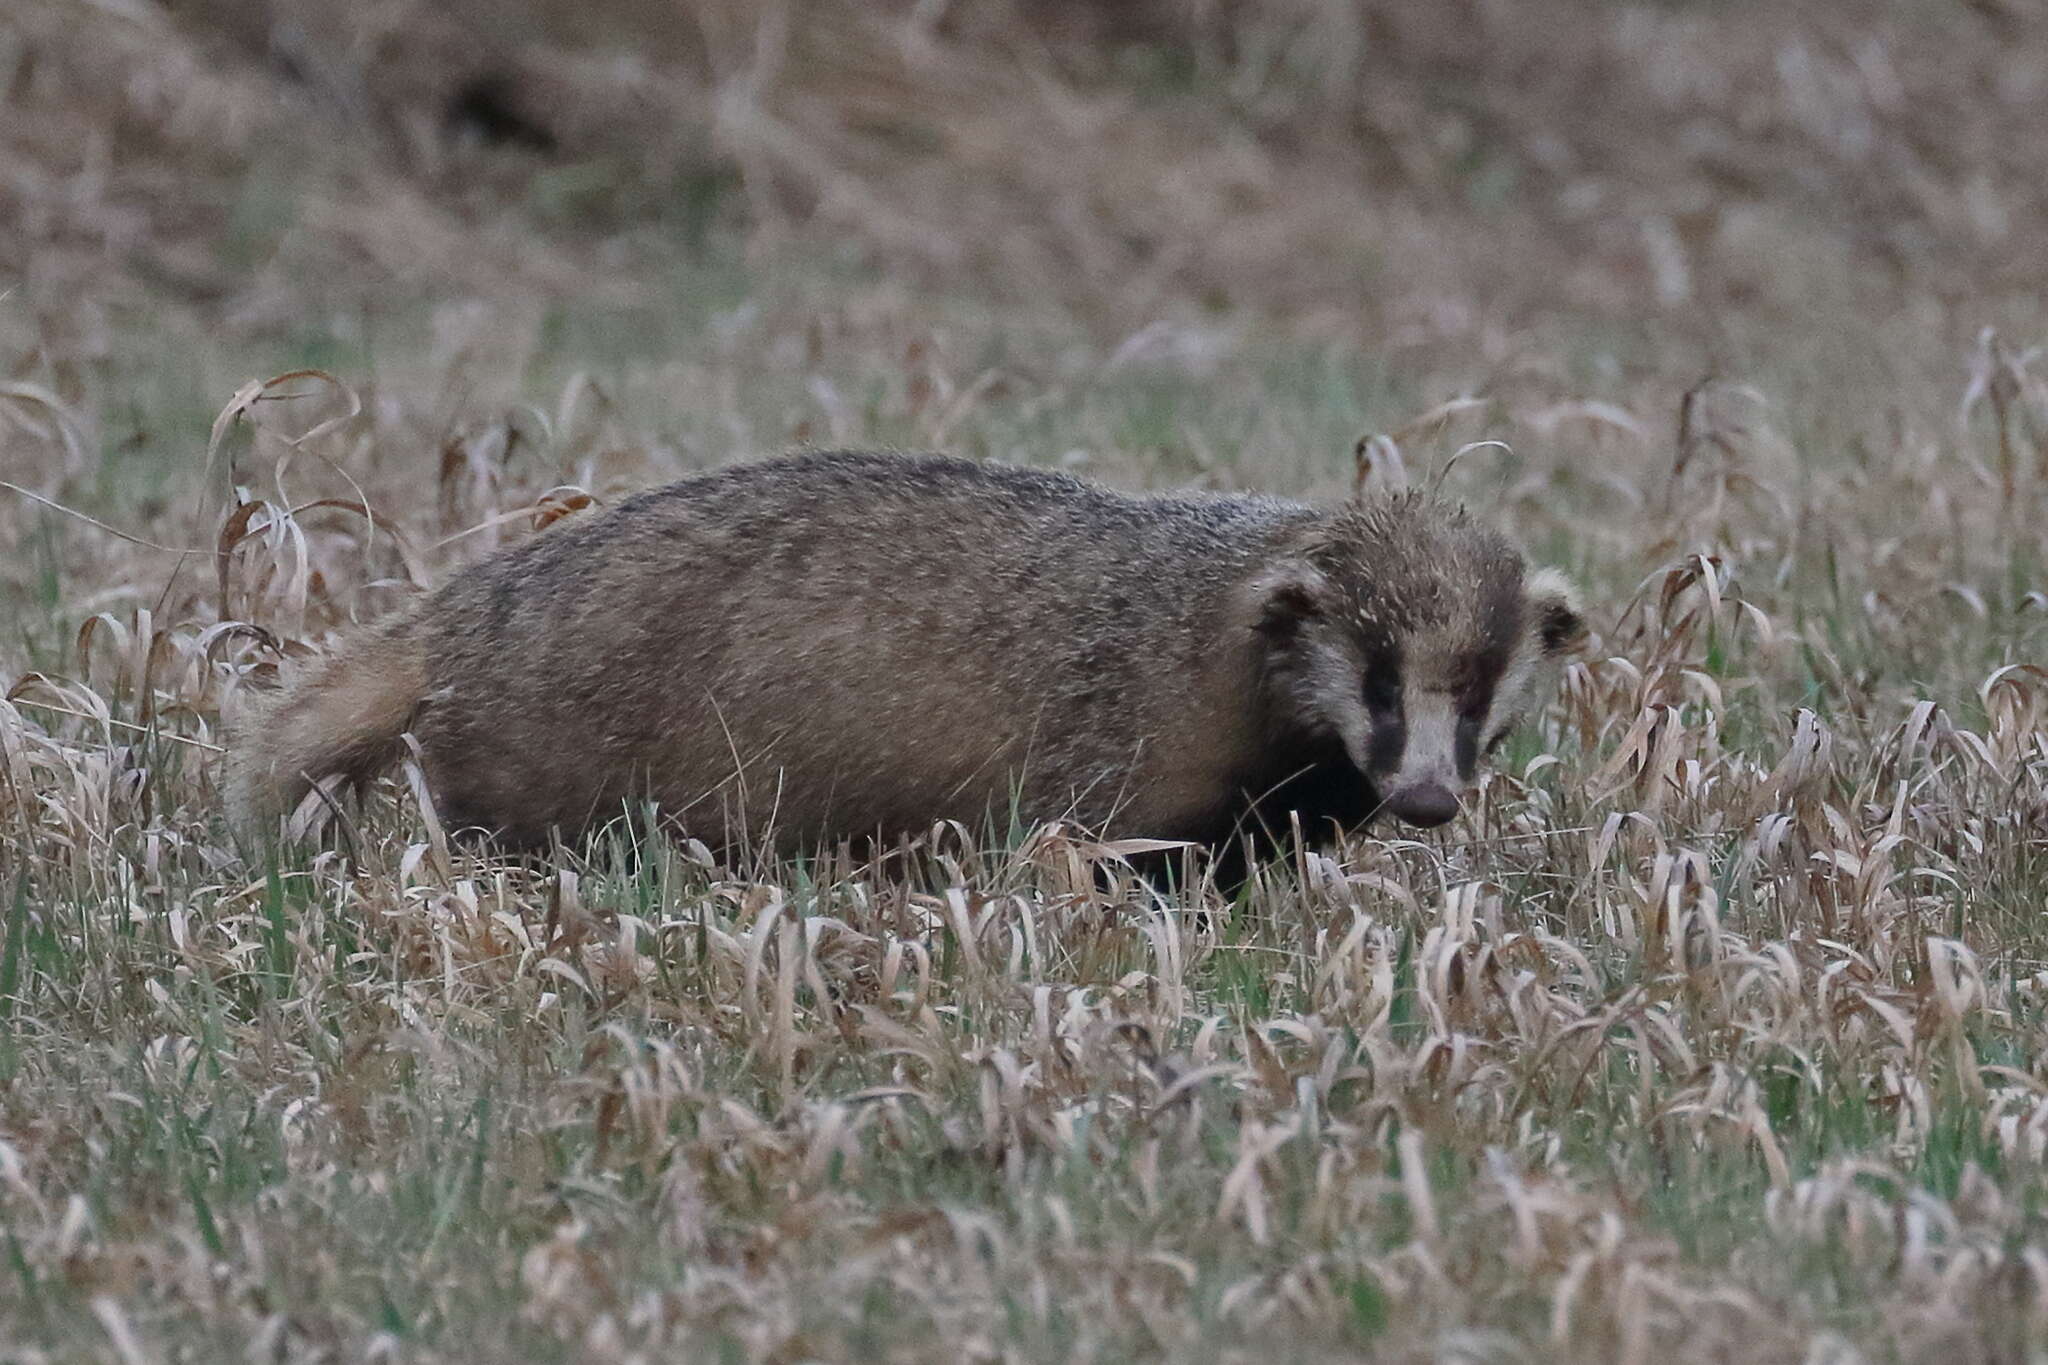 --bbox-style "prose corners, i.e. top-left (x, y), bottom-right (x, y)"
top-left (1484, 729), bottom-right (1511, 757)
top-left (1362, 671), bottom-right (1401, 714)
top-left (1456, 679), bottom-right (1496, 725)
